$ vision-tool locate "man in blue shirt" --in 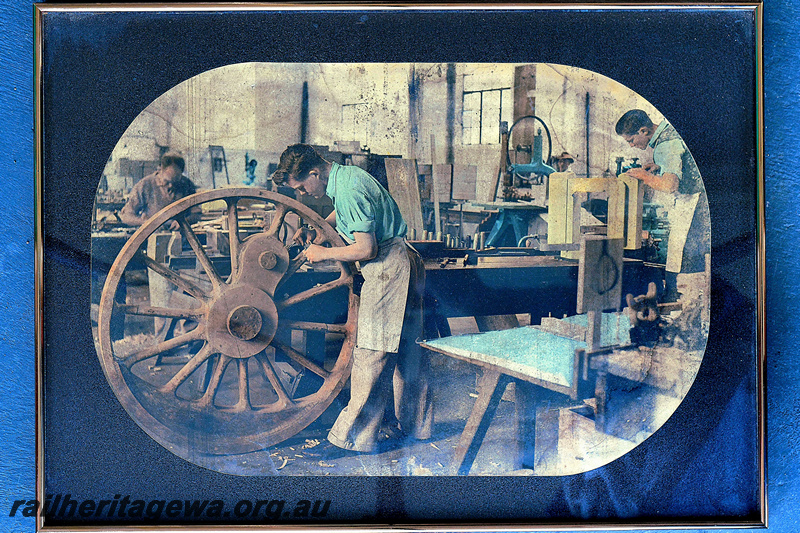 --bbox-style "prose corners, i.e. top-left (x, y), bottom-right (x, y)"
top-left (272, 144), bottom-right (432, 453)
top-left (616, 110), bottom-right (710, 302)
